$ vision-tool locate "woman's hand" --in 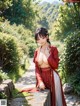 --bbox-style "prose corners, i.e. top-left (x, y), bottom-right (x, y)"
top-left (39, 82), bottom-right (45, 90)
